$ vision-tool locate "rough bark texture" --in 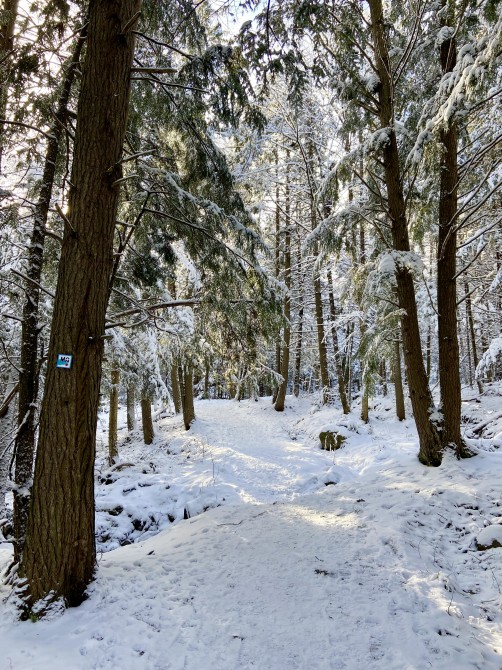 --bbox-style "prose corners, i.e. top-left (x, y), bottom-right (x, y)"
top-left (13, 32), bottom-right (85, 565)
top-left (437, 23), bottom-right (465, 457)
top-left (21, 0), bottom-right (141, 609)
top-left (108, 366), bottom-right (119, 463)
top-left (141, 392), bottom-right (154, 445)
top-left (369, 0), bottom-right (442, 466)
